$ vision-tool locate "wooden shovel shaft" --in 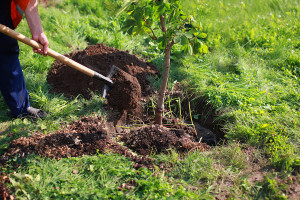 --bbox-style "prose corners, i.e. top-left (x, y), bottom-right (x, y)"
top-left (0, 24), bottom-right (114, 86)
